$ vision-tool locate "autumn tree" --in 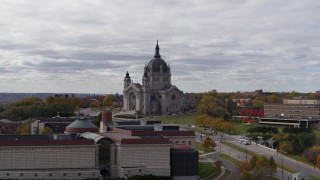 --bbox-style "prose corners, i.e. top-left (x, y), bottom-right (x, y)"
top-left (240, 160), bottom-right (252, 173)
top-left (89, 101), bottom-right (100, 109)
top-left (317, 154), bottom-right (320, 167)
top-left (221, 121), bottom-right (234, 134)
top-left (17, 119), bottom-right (34, 135)
top-left (197, 90), bottom-right (217, 115)
top-left (103, 95), bottom-right (114, 108)
top-left (195, 114), bottom-right (211, 127)
top-left (268, 94), bottom-right (282, 103)
top-left (242, 118), bottom-right (248, 124)
top-left (202, 137), bottom-right (216, 151)
top-left (303, 146), bottom-right (320, 161)
top-left (41, 126), bottom-right (54, 135)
